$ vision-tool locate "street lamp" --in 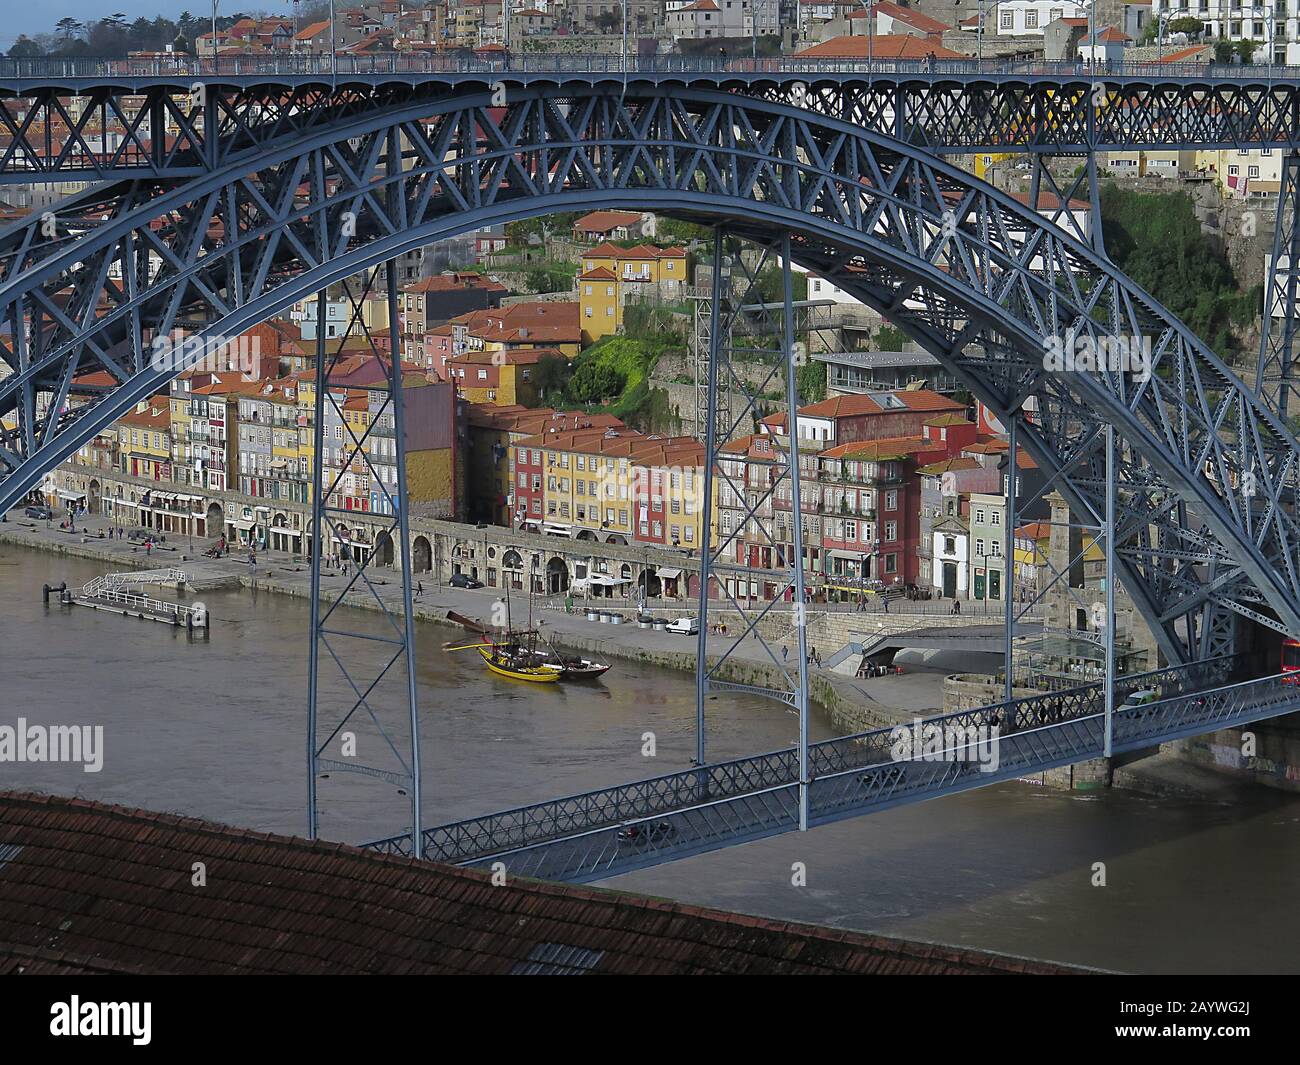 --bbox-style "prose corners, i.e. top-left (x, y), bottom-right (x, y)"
top-left (854, 0), bottom-right (874, 76)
